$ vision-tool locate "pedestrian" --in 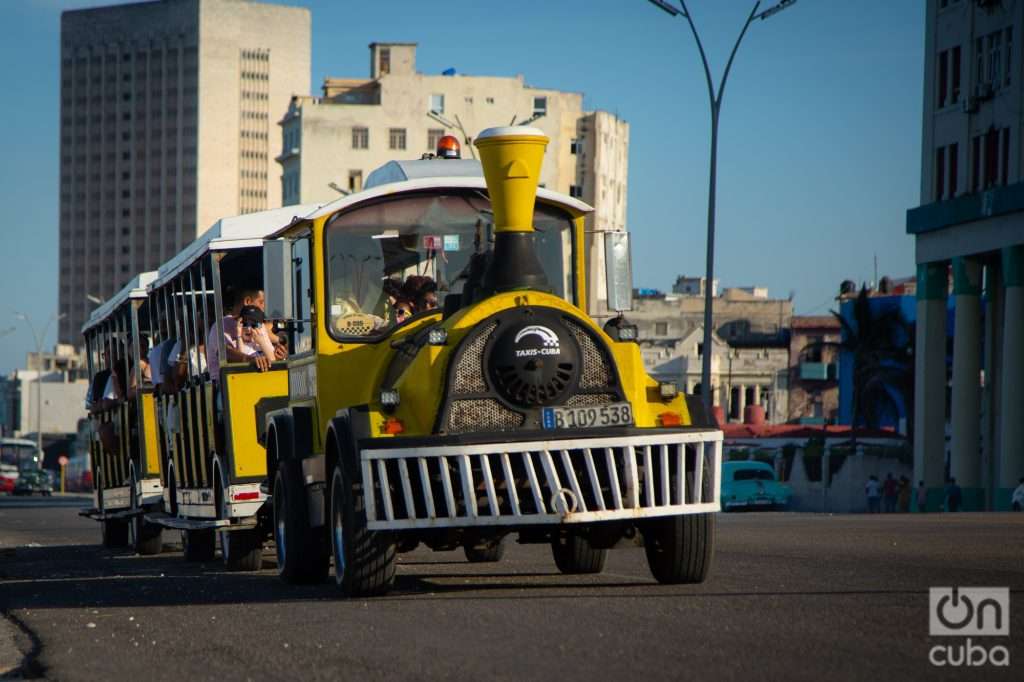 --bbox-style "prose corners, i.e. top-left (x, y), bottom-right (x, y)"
top-left (916, 480), bottom-right (928, 512)
top-left (882, 473), bottom-right (898, 513)
top-left (865, 475), bottom-right (881, 513)
top-left (897, 476), bottom-right (910, 513)
top-left (945, 477), bottom-right (962, 512)
top-left (1012, 477), bottom-right (1024, 512)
